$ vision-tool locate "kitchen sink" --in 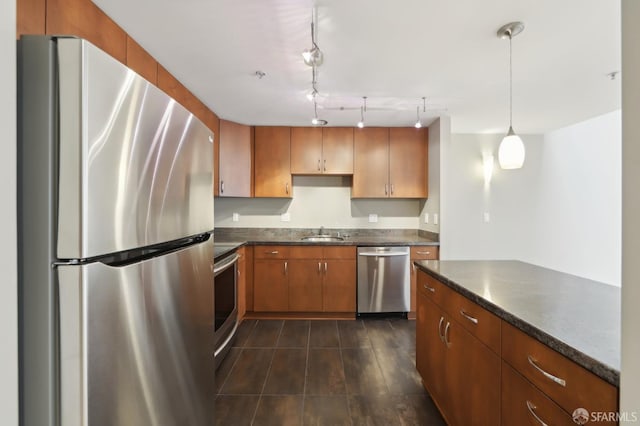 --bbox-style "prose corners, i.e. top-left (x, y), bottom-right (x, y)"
top-left (300, 235), bottom-right (345, 242)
